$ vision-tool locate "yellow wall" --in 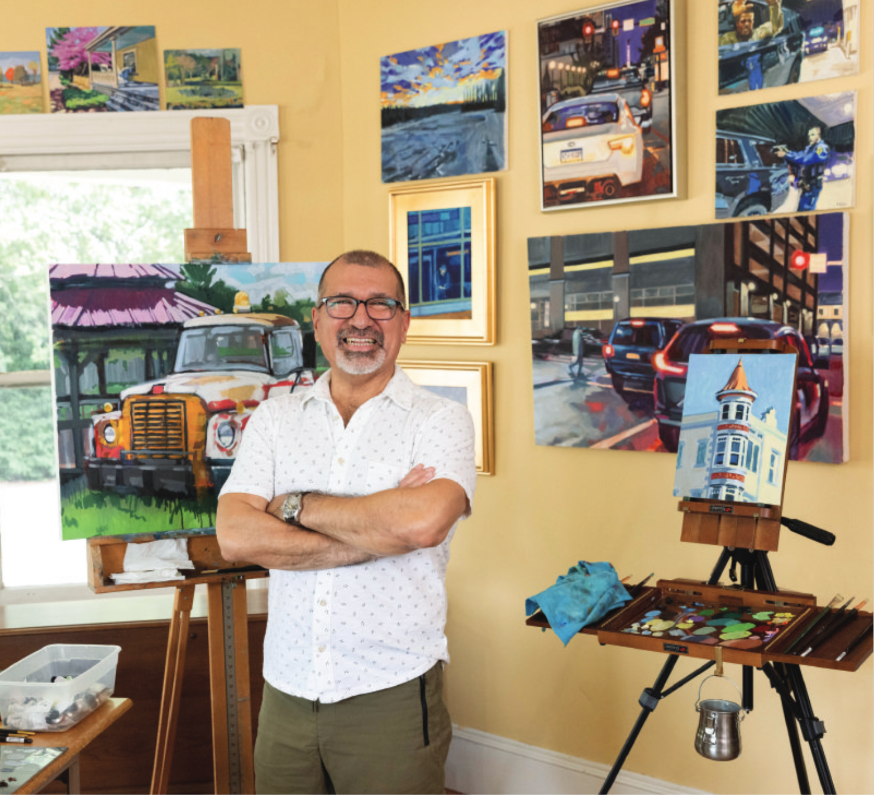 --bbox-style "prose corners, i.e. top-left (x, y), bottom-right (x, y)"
top-left (337, 1), bottom-right (872, 793)
top-left (119, 37), bottom-right (160, 85)
top-left (5, 1), bottom-right (871, 793)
